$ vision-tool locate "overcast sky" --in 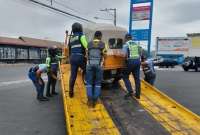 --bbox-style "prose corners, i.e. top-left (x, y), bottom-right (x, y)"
top-left (1, 0), bottom-right (200, 49)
